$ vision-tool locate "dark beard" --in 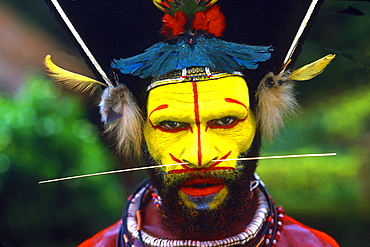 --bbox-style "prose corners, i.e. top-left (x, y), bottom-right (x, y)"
top-left (145, 134), bottom-right (261, 240)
